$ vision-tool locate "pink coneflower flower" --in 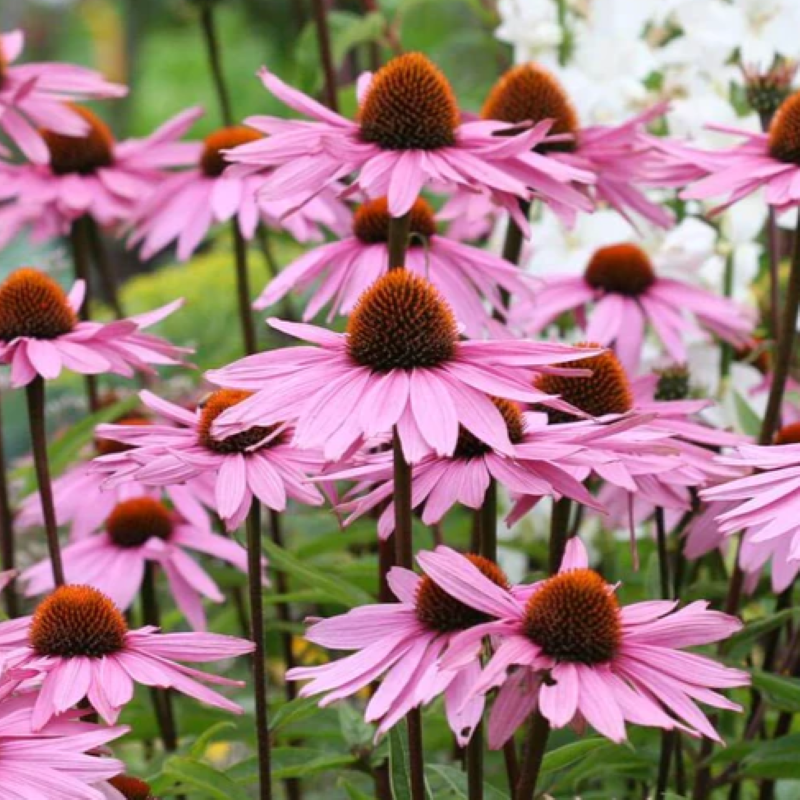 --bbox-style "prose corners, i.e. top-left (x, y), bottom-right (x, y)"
top-left (0, 29), bottom-right (126, 164)
top-left (90, 389), bottom-right (324, 531)
top-left (436, 538), bottom-right (748, 746)
top-left (661, 89), bottom-right (800, 213)
top-left (0, 692), bottom-right (127, 800)
top-left (701, 423), bottom-right (800, 591)
top-left (206, 271), bottom-right (603, 463)
top-left (0, 269), bottom-right (190, 387)
top-left (128, 123), bottom-right (350, 261)
top-left (21, 495), bottom-right (248, 630)
top-left (0, 584), bottom-right (254, 729)
top-left (436, 188), bottom-right (501, 242)
top-left (224, 53), bottom-right (595, 220)
top-left (515, 241), bottom-right (755, 373)
top-left (255, 196), bottom-right (534, 336)
top-left (0, 105), bottom-right (201, 236)
top-left (323, 400), bottom-right (601, 538)
top-left (481, 63), bottom-right (673, 228)
top-left (288, 548), bottom-right (520, 744)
